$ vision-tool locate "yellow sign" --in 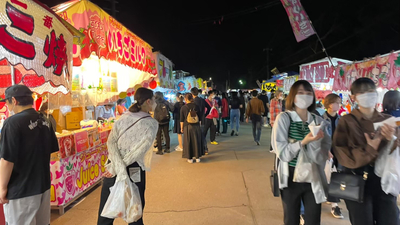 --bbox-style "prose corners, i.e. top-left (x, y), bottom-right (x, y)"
top-left (262, 81), bottom-right (276, 92)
